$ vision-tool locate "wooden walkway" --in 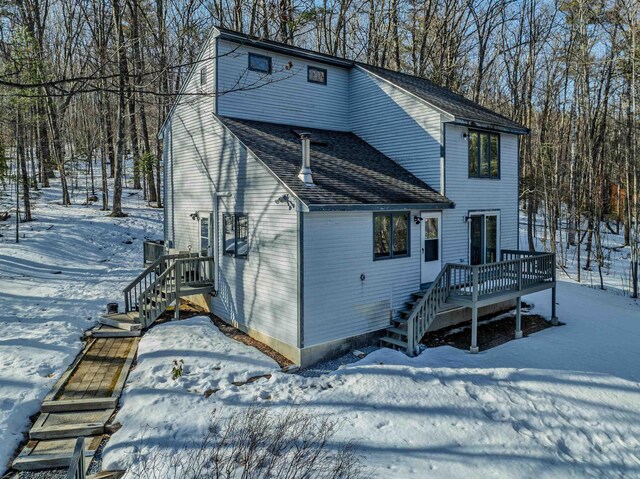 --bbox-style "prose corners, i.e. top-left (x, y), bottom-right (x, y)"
top-left (12, 336), bottom-right (138, 475)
